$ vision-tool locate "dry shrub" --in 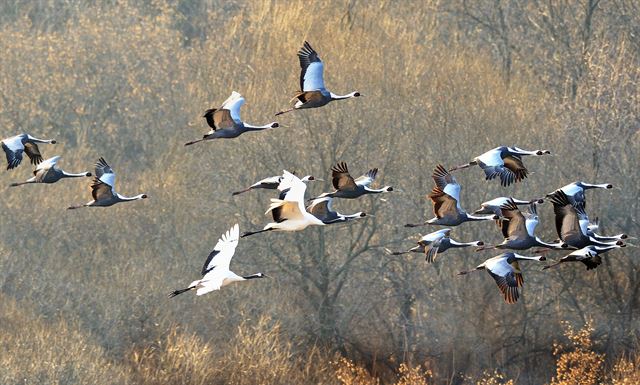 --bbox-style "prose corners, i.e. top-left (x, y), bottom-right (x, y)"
top-left (0, 294), bottom-right (126, 384)
top-left (221, 316), bottom-right (332, 385)
top-left (550, 321), bottom-right (605, 385)
top-left (0, 1), bottom-right (638, 384)
top-left (129, 326), bottom-right (213, 385)
top-left (333, 358), bottom-right (433, 385)
top-left (396, 363), bottom-right (433, 385)
top-left (609, 353), bottom-right (640, 385)
top-left (334, 357), bottom-right (380, 385)
top-left (472, 370), bottom-right (515, 385)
